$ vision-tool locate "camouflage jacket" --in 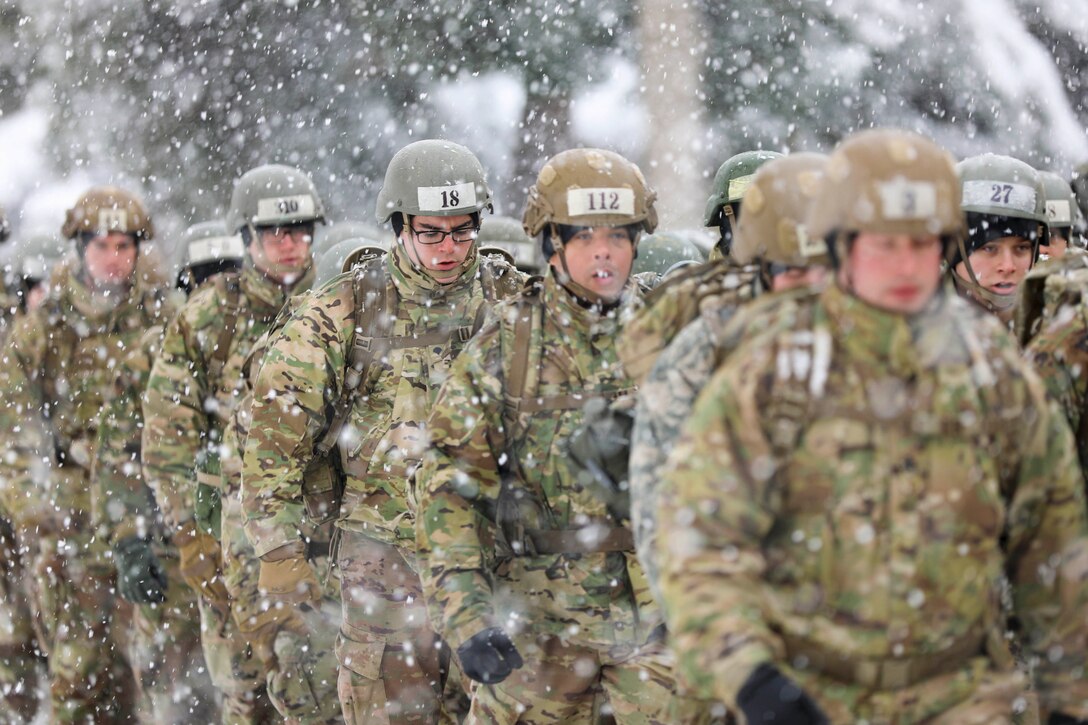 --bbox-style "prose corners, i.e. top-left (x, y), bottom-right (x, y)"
top-left (656, 283), bottom-right (1088, 716)
top-left (615, 259), bottom-right (762, 384)
top-left (142, 263), bottom-right (314, 532)
top-left (92, 325), bottom-right (170, 545)
top-left (0, 261), bottom-right (174, 533)
top-left (630, 285), bottom-right (816, 605)
top-left (242, 245), bottom-right (525, 559)
top-left (415, 273), bottom-right (660, 652)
